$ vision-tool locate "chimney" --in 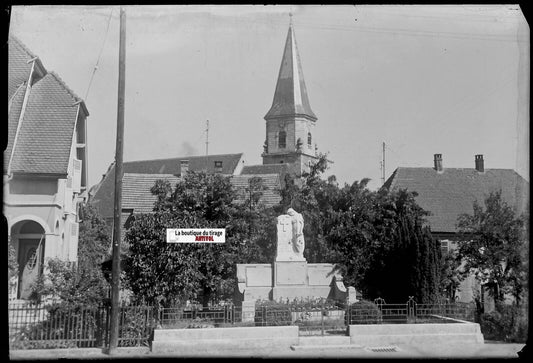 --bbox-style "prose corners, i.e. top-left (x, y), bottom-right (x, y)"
top-left (214, 161), bottom-right (223, 173)
top-left (180, 160), bottom-right (189, 176)
top-left (433, 154), bottom-right (443, 172)
top-left (475, 154), bottom-right (484, 172)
